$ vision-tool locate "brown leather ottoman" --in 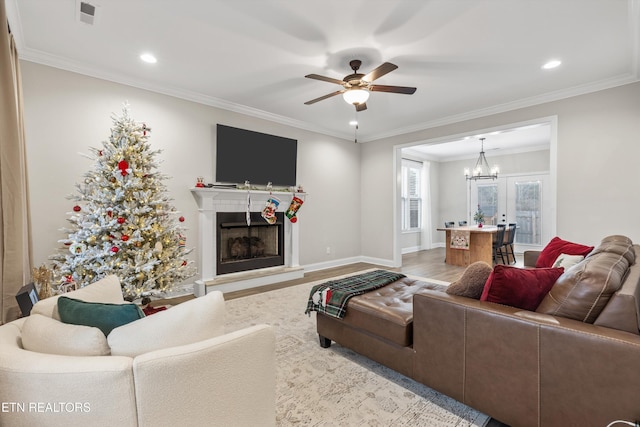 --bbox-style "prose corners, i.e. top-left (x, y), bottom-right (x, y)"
top-left (316, 276), bottom-right (446, 377)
